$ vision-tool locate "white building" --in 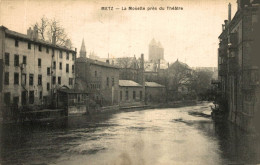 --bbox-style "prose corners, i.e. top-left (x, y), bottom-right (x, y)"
top-left (0, 26), bottom-right (76, 111)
